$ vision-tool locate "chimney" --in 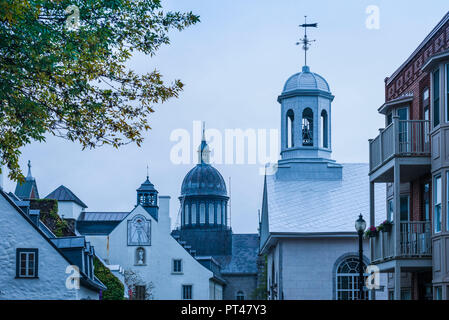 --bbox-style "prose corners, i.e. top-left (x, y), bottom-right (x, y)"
top-left (29, 209), bottom-right (40, 225)
top-left (17, 200), bottom-right (30, 215)
top-left (158, 196), bottom-right (171, 232)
